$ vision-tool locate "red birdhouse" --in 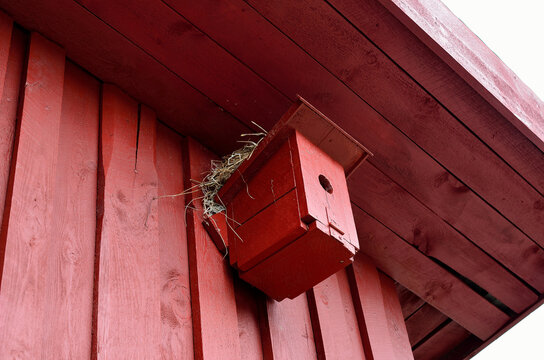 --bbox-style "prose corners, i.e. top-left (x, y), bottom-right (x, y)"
top-left (210, 98), bottom-right (371, 300)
